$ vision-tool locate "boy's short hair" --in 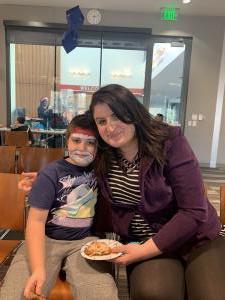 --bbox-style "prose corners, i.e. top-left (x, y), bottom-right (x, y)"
top-left (66, 111), bottom-right (97, 142)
